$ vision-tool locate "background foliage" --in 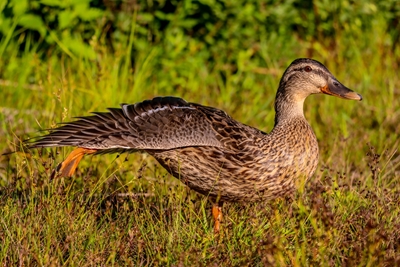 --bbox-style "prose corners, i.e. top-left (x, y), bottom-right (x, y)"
top-left (1, 0), bottom-right (400, 266)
